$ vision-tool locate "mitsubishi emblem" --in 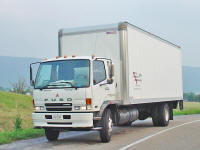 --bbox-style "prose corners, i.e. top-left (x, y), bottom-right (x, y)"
top-left (56, 93), bottom-right (59, 97)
